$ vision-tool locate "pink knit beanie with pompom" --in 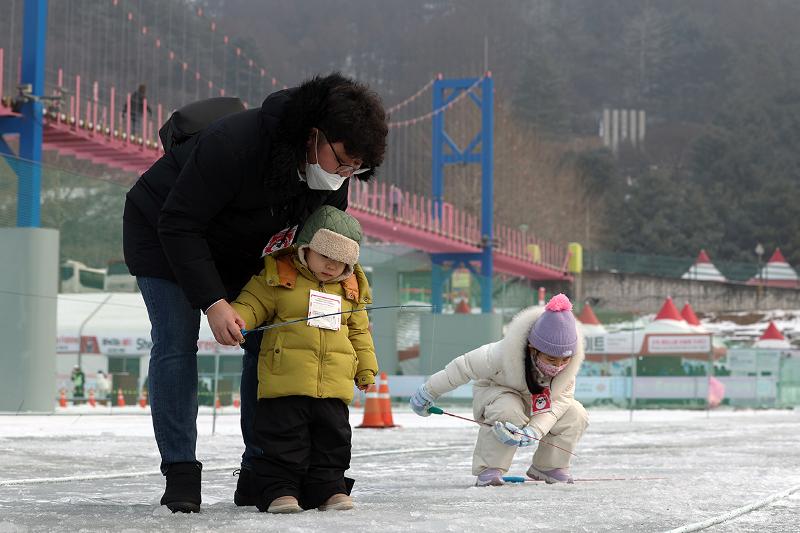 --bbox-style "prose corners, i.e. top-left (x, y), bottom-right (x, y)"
top-left (528, 294), bottom-right (578, 357)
